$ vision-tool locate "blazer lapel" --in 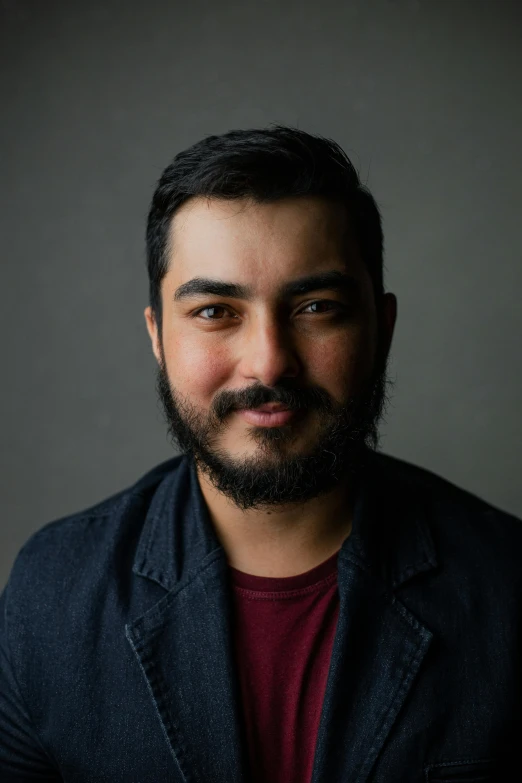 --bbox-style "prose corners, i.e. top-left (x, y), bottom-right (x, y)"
top-left (311, 454), bottom-right (438, 783)
top-left (125, 457), bottom-right (247, 783)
